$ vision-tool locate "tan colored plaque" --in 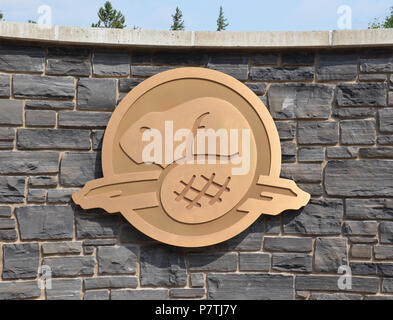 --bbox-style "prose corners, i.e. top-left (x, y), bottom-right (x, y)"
top-left (72, 67), bottom-right (310, 247)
